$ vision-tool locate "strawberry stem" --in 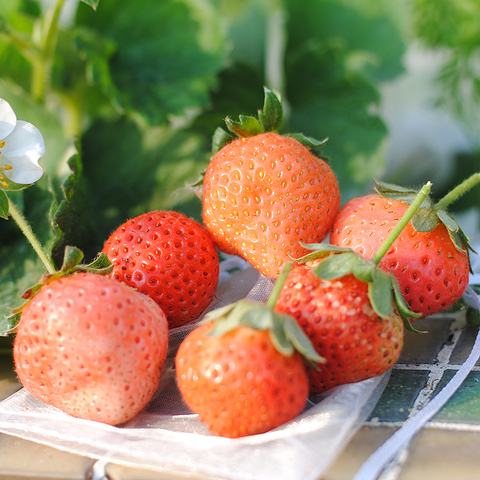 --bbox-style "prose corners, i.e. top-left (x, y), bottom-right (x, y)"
top-left (267, 261), bottom-right (293, 309)
top-left (8, 198), bottom-right (56, 274)
top-left (372, 181), bottom-right (432, 266)
top-left (437, 172), bottom-right (480, 209)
